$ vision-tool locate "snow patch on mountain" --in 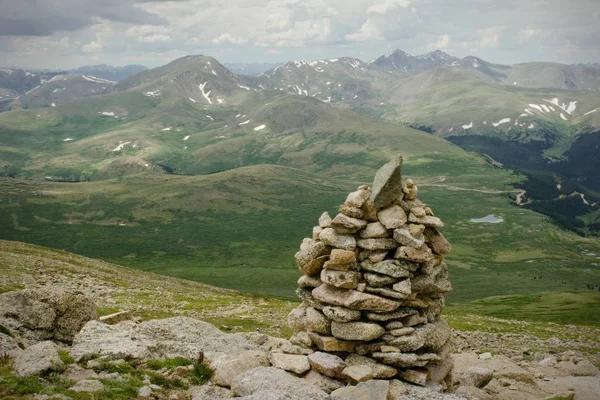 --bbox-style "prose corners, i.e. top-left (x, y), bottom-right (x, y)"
top-left (253, 124), bottom-right (266, 131)
top-left (198, 82), bottom-right (212, 104)
top-left (492, 118), bottom-right (511, 127)
top-left (239, 119), bottom-right (250, 125)
top-left (111, 141), bottom-right (131, 152)
top-left (462, 122), bottom-right (473, 129)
